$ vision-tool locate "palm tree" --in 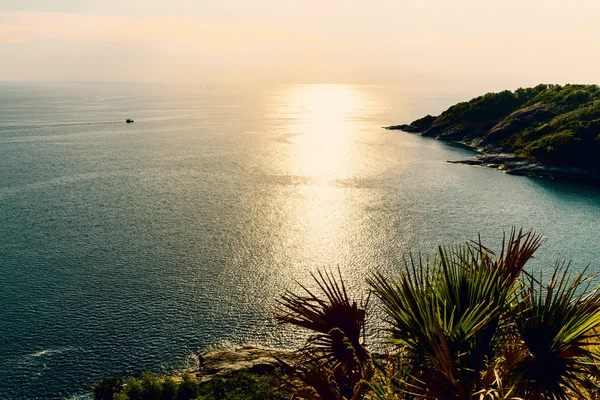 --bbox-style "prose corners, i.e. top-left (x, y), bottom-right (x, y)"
top-left (277, 229), bottom-right (600, 399)
top-left (510, 265), bottom-right (600, 399)
top-left (276, 270), bottom-right (372, 399)
top-left (367, 229), bottom-right (543, 399)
